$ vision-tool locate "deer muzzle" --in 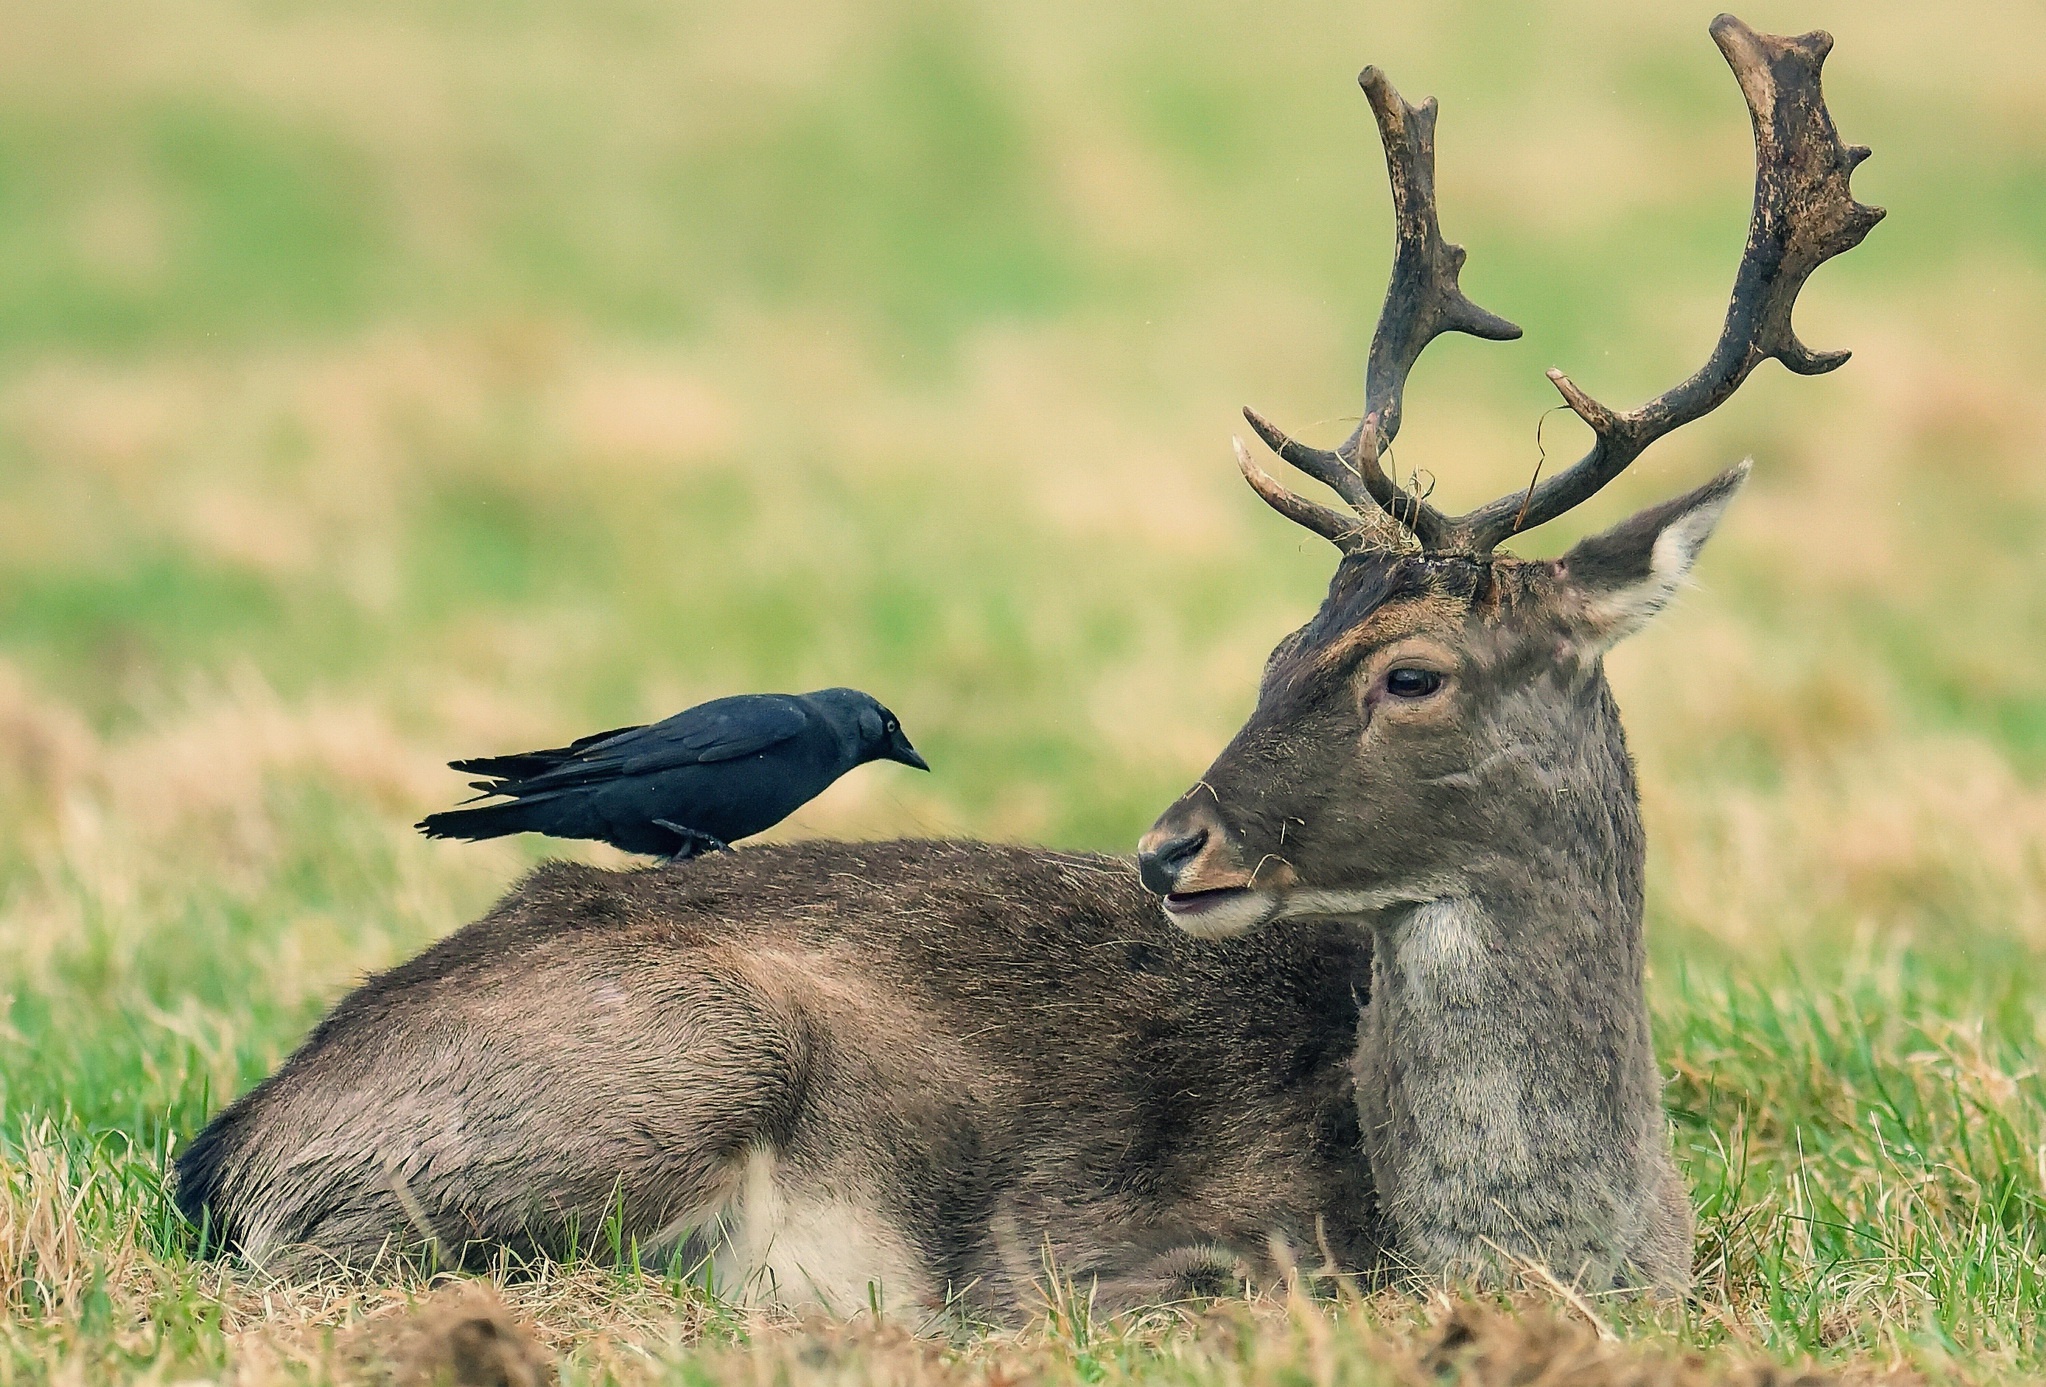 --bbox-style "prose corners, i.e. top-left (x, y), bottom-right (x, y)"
top-left (1137, 805), bottom-right (1292, 939)
top-left (1136, 827), bottom-right (1207, 894)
